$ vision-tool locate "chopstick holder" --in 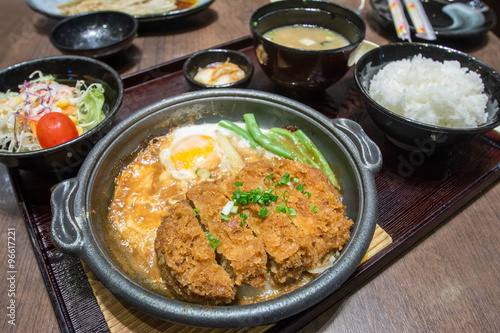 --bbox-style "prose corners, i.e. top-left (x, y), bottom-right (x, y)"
top-left (388, 0), bottom-right (412, 41)
top-left (402, 0), bottom-right (437, 40)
